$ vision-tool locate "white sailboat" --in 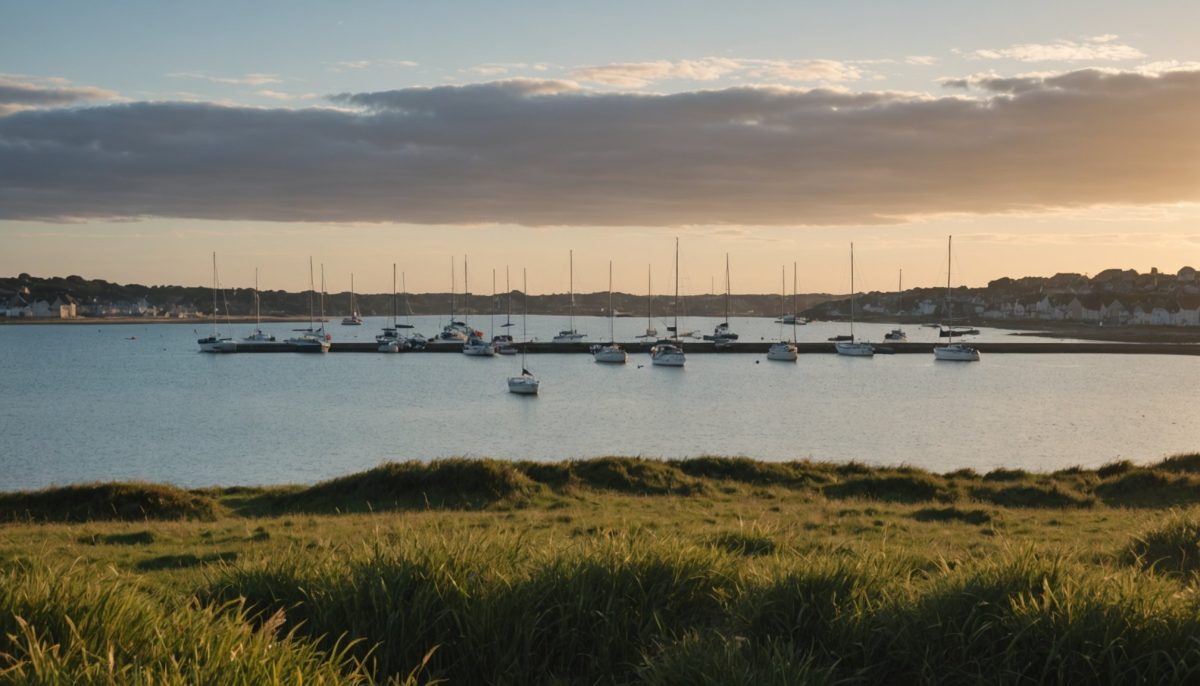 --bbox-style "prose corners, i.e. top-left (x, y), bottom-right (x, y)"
top-left (592, 260), bottom-right (627, 363)
top-left (462, 256), bottom-right (496, 356)
top-left (240, 268), bottom-right (276, 347)
top-left (884, 269), bottom-right (907, 342)
top-left (640, 265), bottom-right (658, 338)
top-left (378, 264), bottom-right (402, 352)
top-left (835, 242), bottom-right (875, 357)
top-left (437, 257), bottom-right (471, 341)
top-left (707, 253), bottom-right (739, 345)
top-left (491, 269), bottom-right (516, 354)
top-left (651, 238), bottom-right (686, 367)
top-left (341, 273), bottom-right (363, 325)
top-left (500, 266), bottom-right (515, 328)
top-left (934, 236), bottom-right (981, 362)
top-left (508, 268), bottom-right (540, 395)
top-left (197, 252), bottom-right (236, 352)
top-left (286, 257), bottom-right (331, 352)
top-left (553, 250), bottom-right (586, 342)
top-left (768, 264), bottom-right (799, 361)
